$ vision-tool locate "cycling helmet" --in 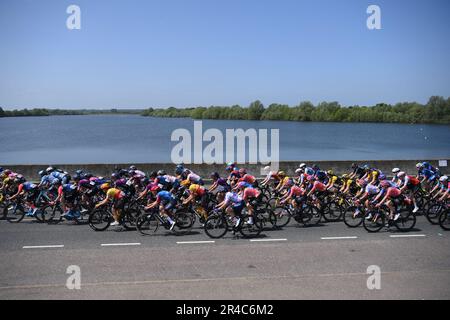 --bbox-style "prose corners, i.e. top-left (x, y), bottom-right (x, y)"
top-left (312, 164), bottom-right (319, 170)
top-left (327, 170), bottom-right (334, 176)
top-left (278, 171), bottom-right (286, 177)
top-left (4, 169), bottom-right (12, 176)
top-left (83, 173), bottom-right (93, 179)
top-left (225, 166), bottom-right (233, 172)
top-left (75, 169), bottom-right (83, 175)
top-left (78, 179), bottom-right (91, 188)
top-left (149, 171), bottom-right (158, 178)
top-left (210, 172), bottom-right (220, 179)
top-left (379, 174), bottom-right (386, 181)
top-left (38, 170), bottom-right (46, 177)
top-left (380, 181), bottom-right (390, 188)
top-left (100, 183), bottom-right (110, 191)
top-left (175, 167), bottom-right (184, 175)
top-left (15, 175), bottom-right (26, 184)
top-left (416, 162), bottom-right (423, 169)
top-left (181, 179), bottom-right (190, 187)
top-left (284, 179), bottom-right (293, 187)
top-left (299, 163), bottom-right (306, 169)
top-left (397, 171), bottom-right (406, 178)
top-left (46, 166), bottom-right (54, 174)
top-left (227, 161), bottom-right (235, 167)
top-left (52, 178), bottom-right (61, 186)
top-left (363, 164), bottom-right (370, 170)
top-left (128, 170), bottom-right (136, 176)
top-left (157, 170), bottom-right (166, 176)
top-left (342, 174), bottom-right (349, 179)
top-left (295, 168), bottom-right (302, 175)
top-left (129, 165), bottom-right (137, 171)
top-left (263, 166), bottom-right (271, 172)
top-left (351, 163), bottom-right (358, 169)
top-left (392, 168), bottom-right (400, 174)
top-left (439, 176), bottom-right (448, 182)
top-left (111, 173), bottom-right (119, 180)
top-left (239, 168), bottom-right (247, 175)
